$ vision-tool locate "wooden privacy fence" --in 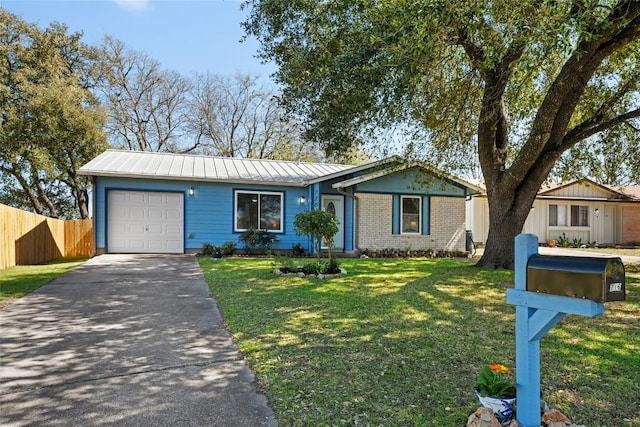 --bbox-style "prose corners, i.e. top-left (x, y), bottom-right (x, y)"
top-left (0, 204), bottom-right (93, 270)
